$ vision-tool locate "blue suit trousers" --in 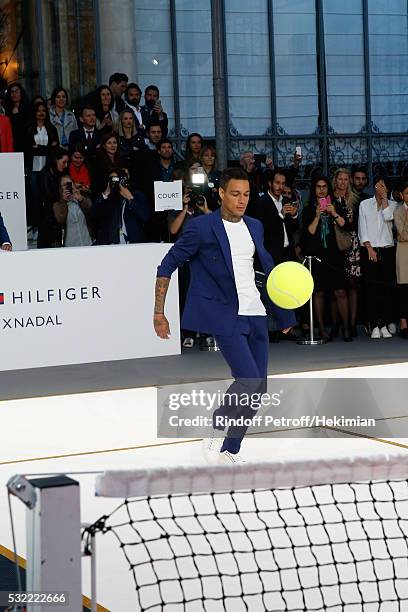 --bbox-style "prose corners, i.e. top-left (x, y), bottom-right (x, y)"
top-left (214, 315), bottom-right (269, 454)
